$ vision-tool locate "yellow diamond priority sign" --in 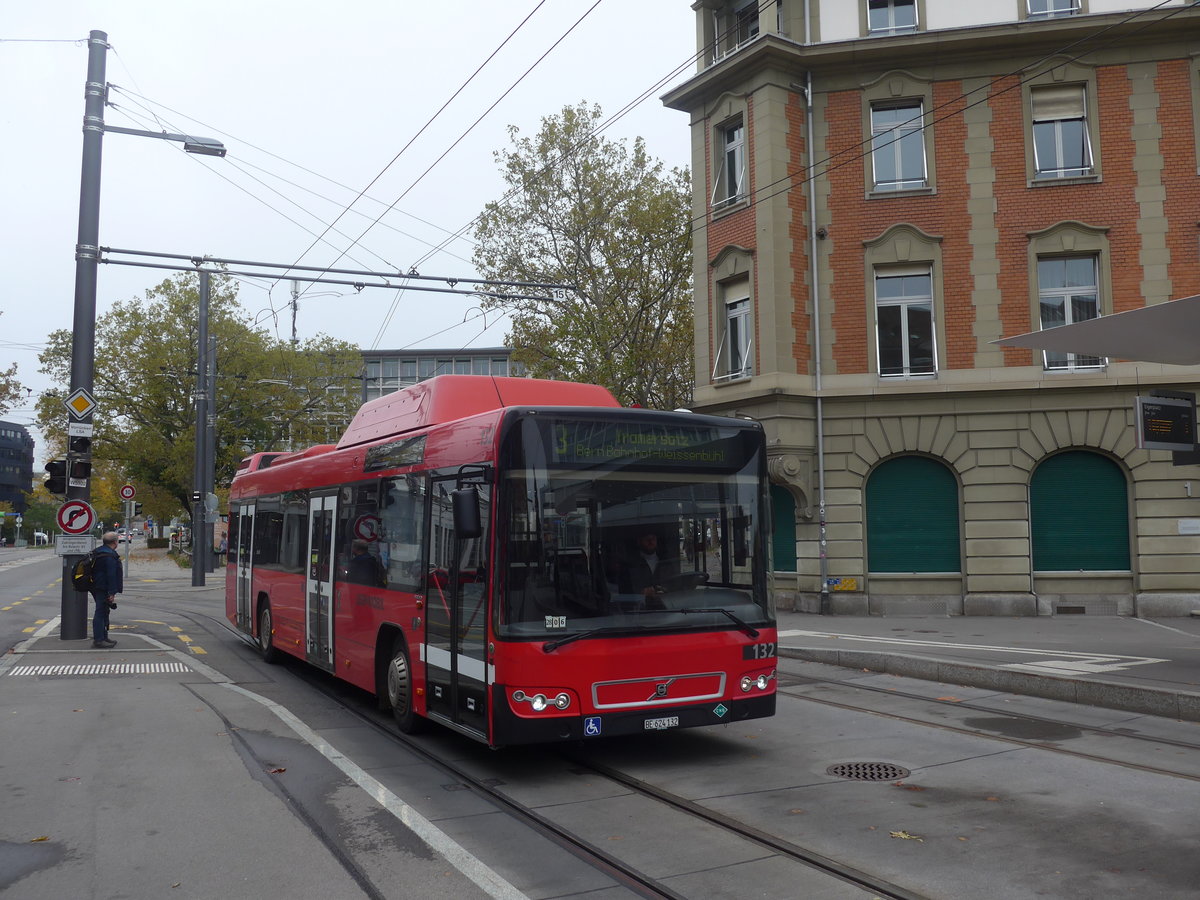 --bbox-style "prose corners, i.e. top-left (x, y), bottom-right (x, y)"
top-left (64, 388), bottom-right (97, 420)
